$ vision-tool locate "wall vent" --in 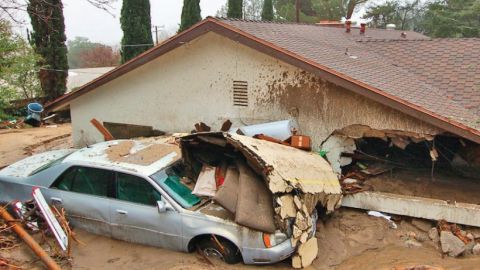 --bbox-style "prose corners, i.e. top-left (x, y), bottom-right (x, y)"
top-left (233, 80), bottom-right (248, 107)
